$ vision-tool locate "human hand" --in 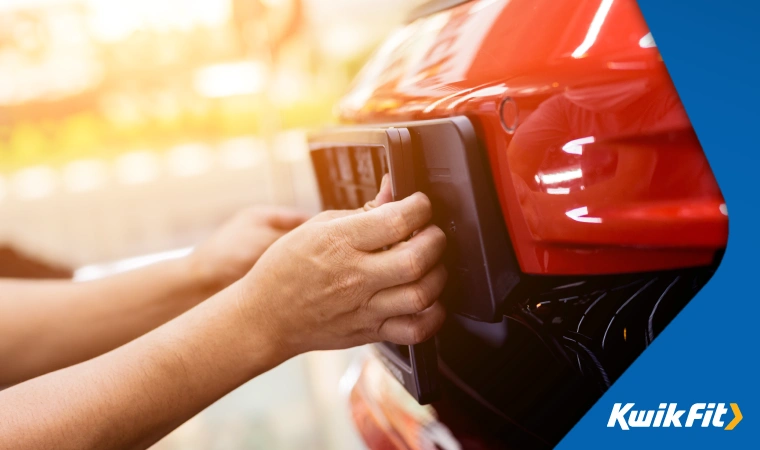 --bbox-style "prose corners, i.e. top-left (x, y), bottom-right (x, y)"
top-left (236, 179), bottom-right (448, 358)
top-left (188, 206), bottom-right (310, 294)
